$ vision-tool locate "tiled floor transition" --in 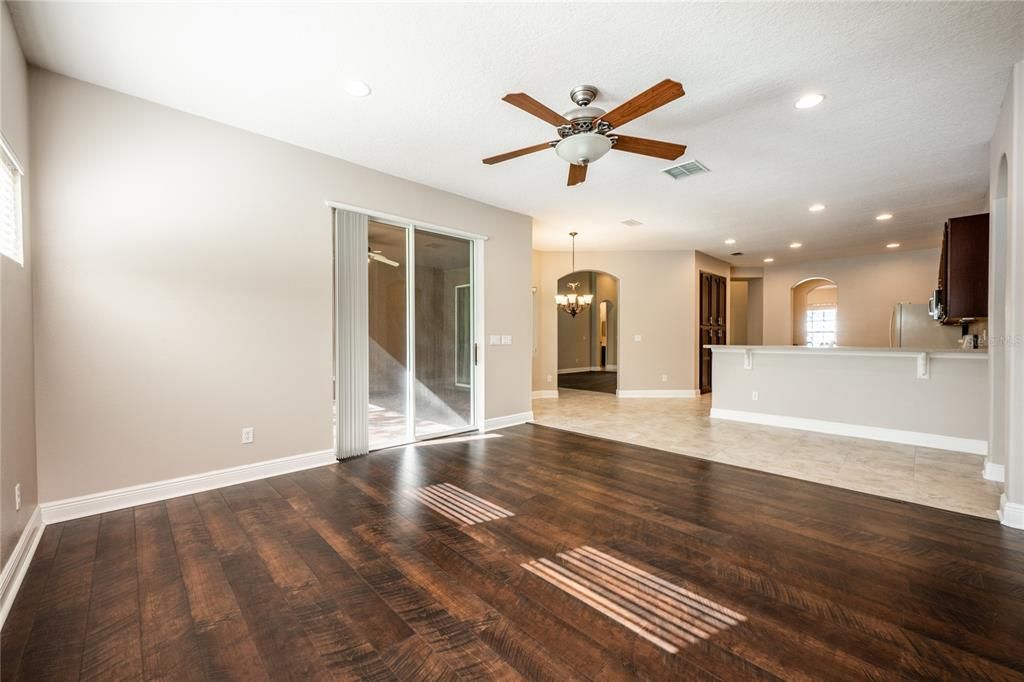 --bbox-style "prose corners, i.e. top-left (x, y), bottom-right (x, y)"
top-left (532, 388), bottom-right (1003, 519)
